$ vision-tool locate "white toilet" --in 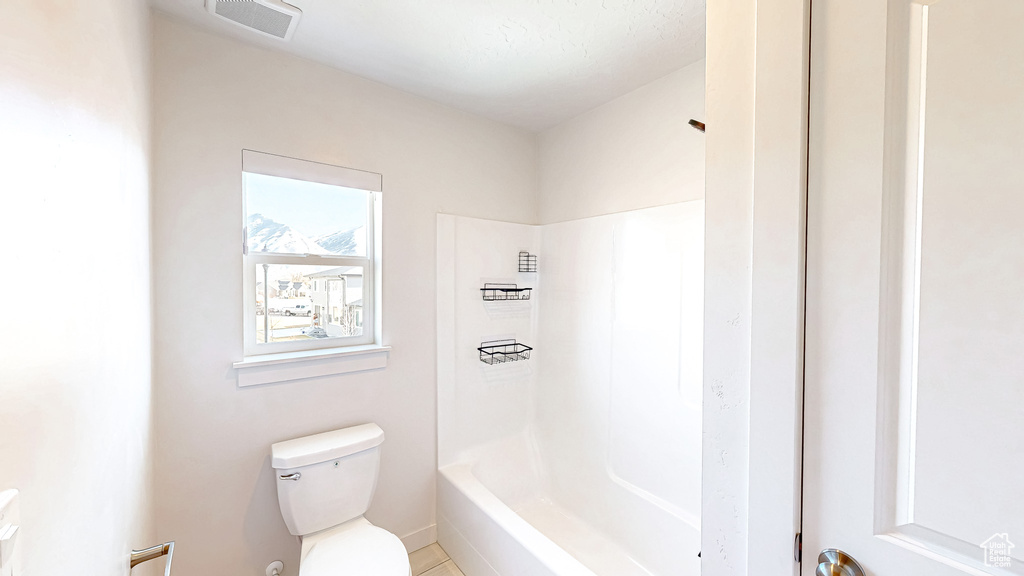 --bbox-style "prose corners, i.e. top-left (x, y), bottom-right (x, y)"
top-left (271, 423), bottom-right (412, 576)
